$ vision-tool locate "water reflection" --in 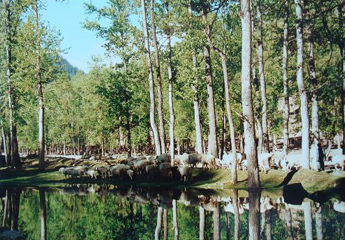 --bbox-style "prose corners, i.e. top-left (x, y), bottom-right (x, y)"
top-left (0, 185), bottom-right (345, 240)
